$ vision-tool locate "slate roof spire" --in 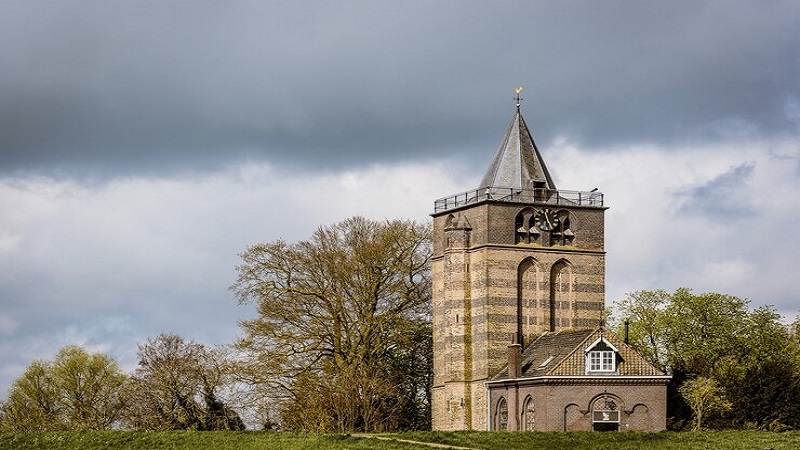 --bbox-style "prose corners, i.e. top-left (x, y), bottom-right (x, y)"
top-left (478, 91), bottom-right (556, 191)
